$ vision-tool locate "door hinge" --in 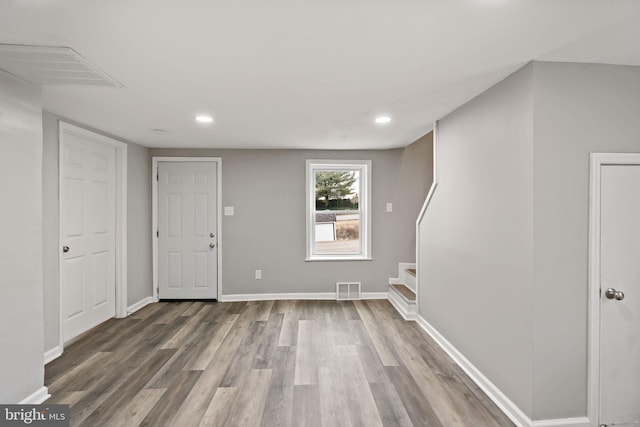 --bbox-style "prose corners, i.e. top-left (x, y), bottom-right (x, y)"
top-left (156, 230), bottom-right (159, 238)
top-left (156, 174), bottom-right (159, 181)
